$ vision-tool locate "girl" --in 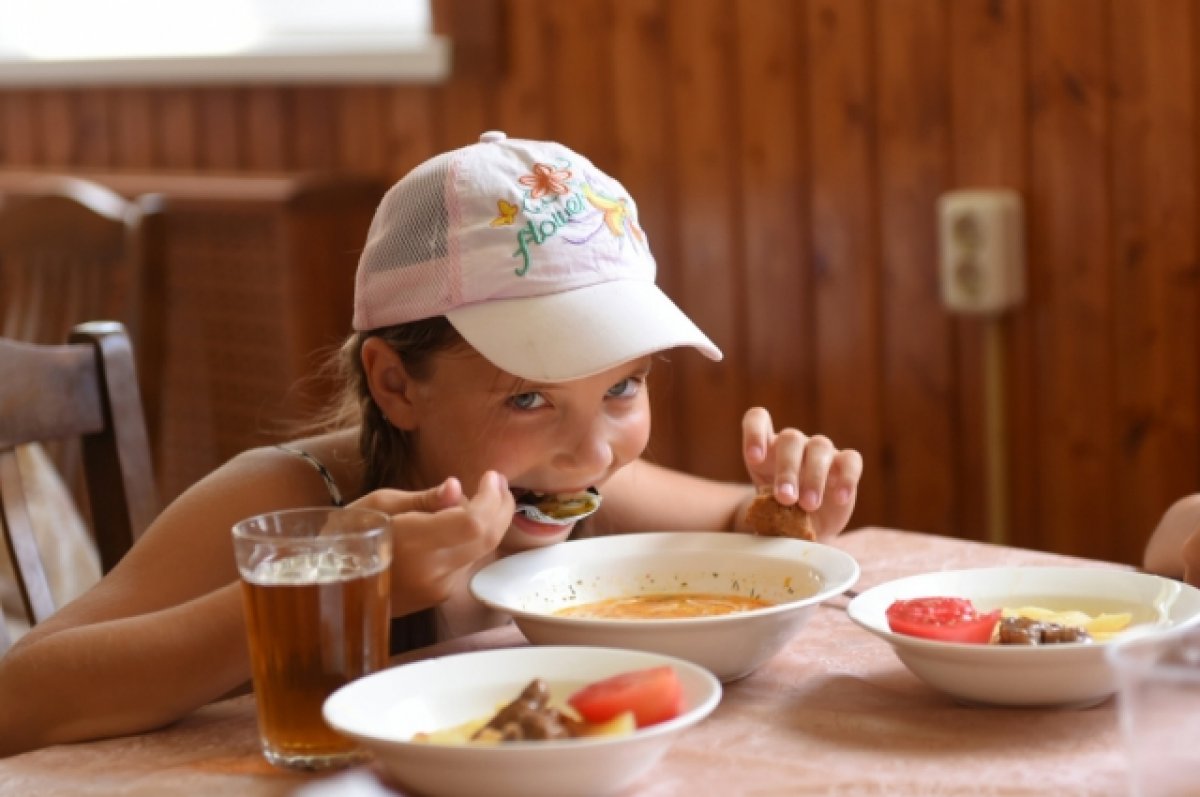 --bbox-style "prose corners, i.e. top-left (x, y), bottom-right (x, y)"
top-left (0, 132), bottom-right (862, 757)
